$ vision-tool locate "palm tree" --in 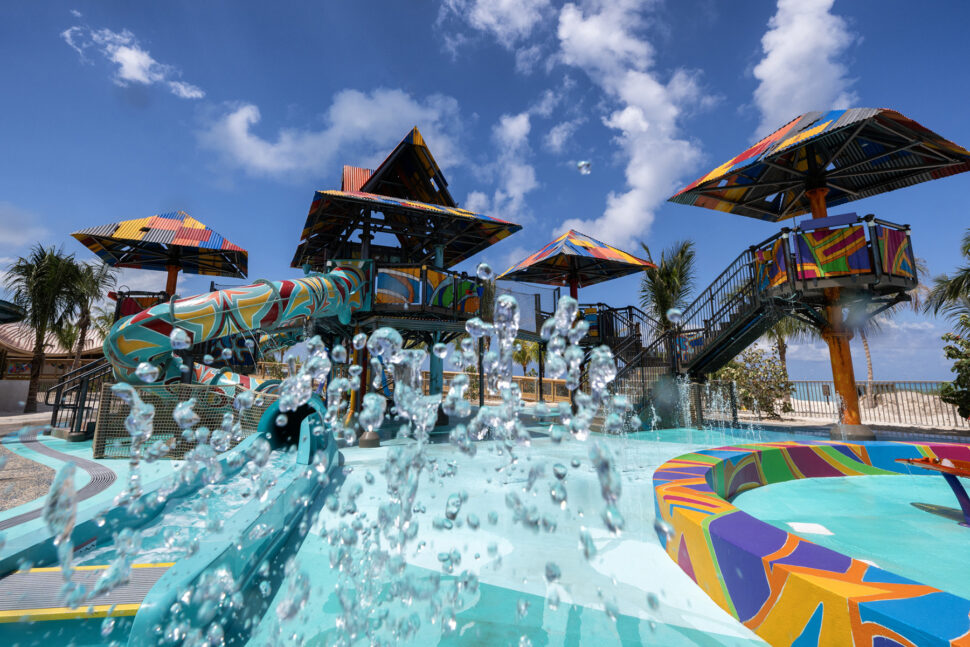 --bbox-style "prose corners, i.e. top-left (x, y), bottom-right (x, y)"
top-left (639, 240), bottom-right (696, 332)
top-left (91, 304), bottom-right (116, 341)
top-left (4, 246), bottom-right (80, 413)
top-left (763, 315), bottom-right (813, 381)
top-left (512, 340), bottom-right (539, 375)
top-left (63, 261), bottom-right (117, 370)
top-left (924, 229), bottom-right (970, 334)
